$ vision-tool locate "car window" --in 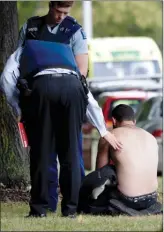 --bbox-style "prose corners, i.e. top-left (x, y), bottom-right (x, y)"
top-left (149, 101), bottom-right (162, 118)
top-left (108, 99), bottom-right (141, 119)
top-left (93, 60), bottom-right (161, 78)
top-left (136, 98), bottom-right (154, 122)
